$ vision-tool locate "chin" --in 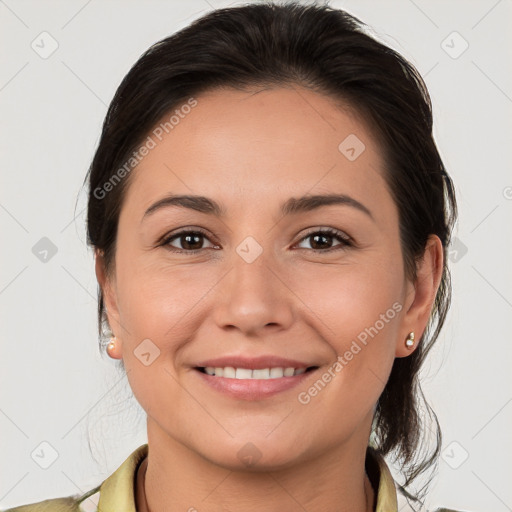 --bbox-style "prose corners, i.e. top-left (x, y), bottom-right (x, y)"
top-left (197, 436), bottom-right (308, 472)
